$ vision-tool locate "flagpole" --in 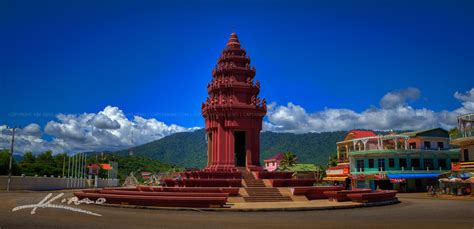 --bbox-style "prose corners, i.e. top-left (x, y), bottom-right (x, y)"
top-left (67, 155), bottom-right (70, 188)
